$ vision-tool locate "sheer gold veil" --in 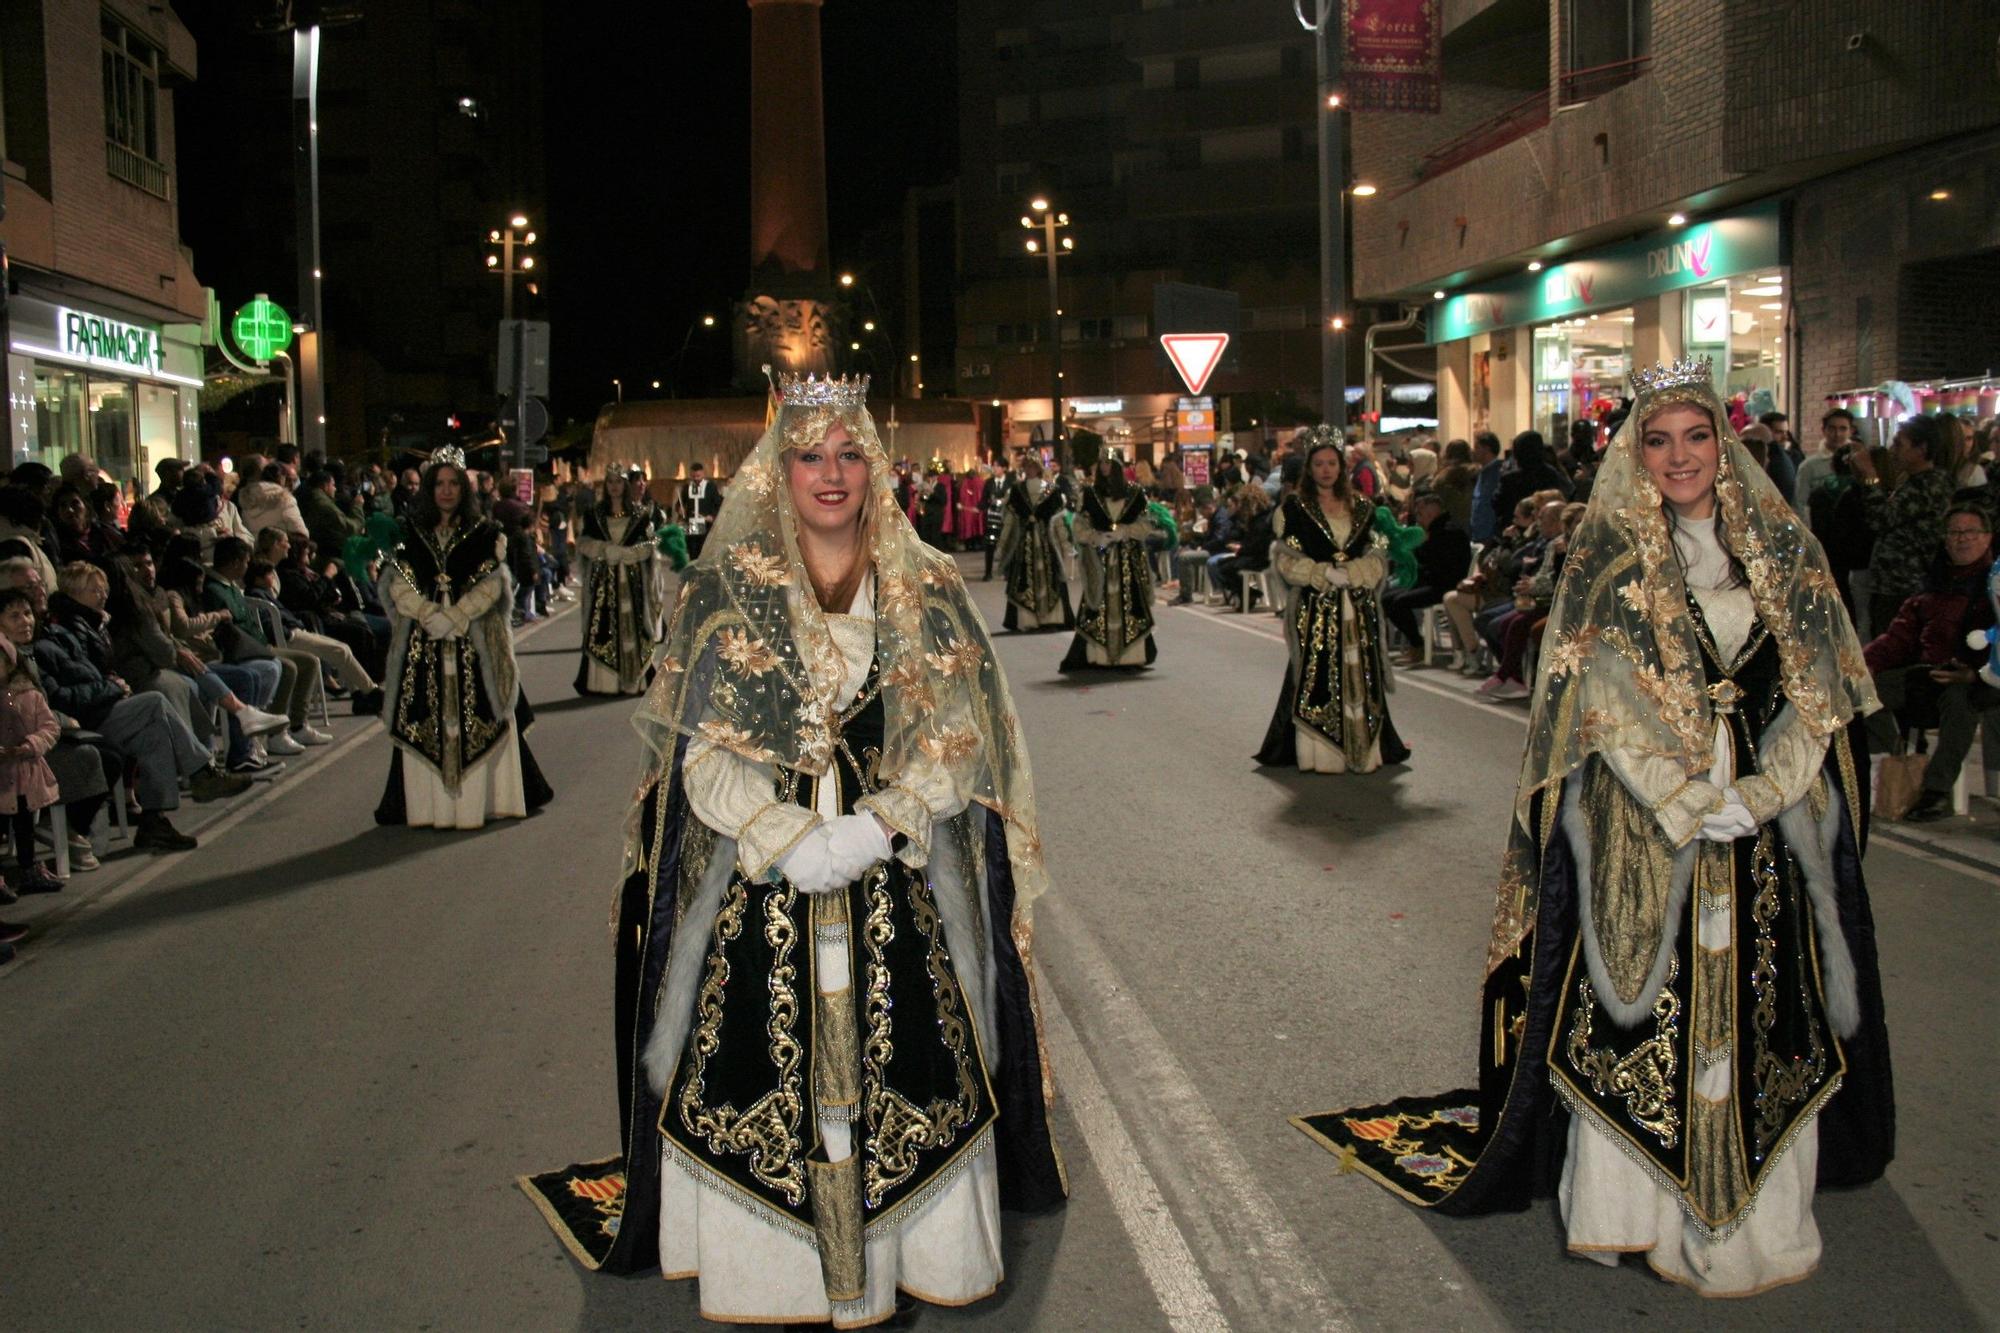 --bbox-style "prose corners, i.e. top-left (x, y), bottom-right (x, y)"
top-left (630, 374), bottom-right (1051, 916)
